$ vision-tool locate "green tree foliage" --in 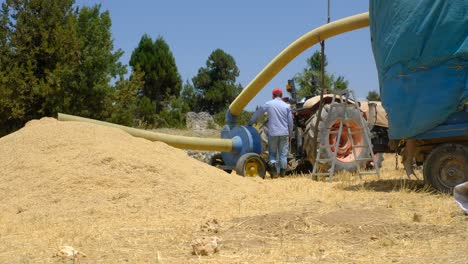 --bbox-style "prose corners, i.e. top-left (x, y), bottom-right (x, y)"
top-left (295, 51), bottom-right (327, 98)
top-left (73, 5), bottom-right (125, 117)
top-left (366, 90), bottom-right (381, 101)
top-left (180, 80), bottom-right (202, 112)
top-left (129, 35), bottom-right (182, 112)
top-left (192, 49), bottom-right (242, 114)
top-left (0, 0), bottom-right (78, 135)
top-left (157, 96), bottom-right (189, 129)
top-left (108, 69), bottom-right (144, 126)
top-left (0, 0), bottom-right (124, 136)
top-left (136, 96), bottom-right (157, 127)
top-left (214, 109), bottom-right (253, 127)
top-left (294, 51), bottom-right (348, 99)
top-left (330, 75), bottom-right (349, 91)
